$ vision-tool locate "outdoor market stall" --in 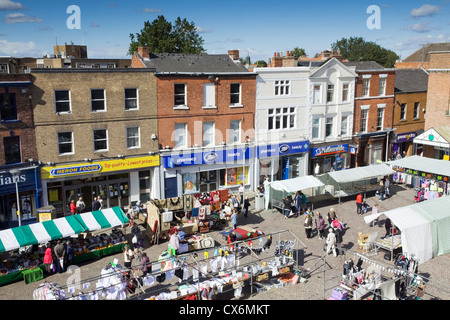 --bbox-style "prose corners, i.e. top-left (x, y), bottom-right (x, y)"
top-left (364, 196), bottom-right (450, 263)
